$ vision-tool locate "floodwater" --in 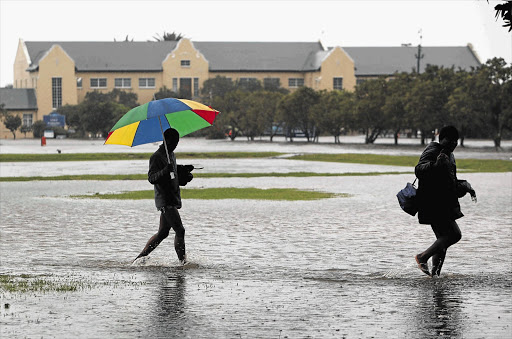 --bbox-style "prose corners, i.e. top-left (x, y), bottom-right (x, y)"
top-left (1, 139), bottom-right (511, 338)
